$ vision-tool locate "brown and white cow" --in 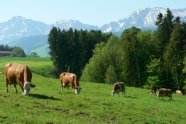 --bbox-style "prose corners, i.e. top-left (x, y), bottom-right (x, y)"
top-left (112, 82), bottom-right (125, 96)
top-left (4, 63), bottom-right (32, 96)
top-left (157, 88), bottom-right (172, 100)
top-left (60, 72), bottom-right (80, 94)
